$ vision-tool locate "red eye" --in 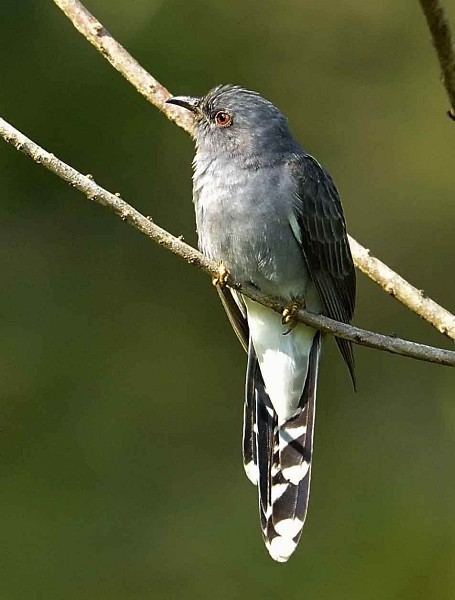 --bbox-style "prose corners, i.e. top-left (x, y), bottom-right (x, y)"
top-left (214, 111), bottom-right (232, 128)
